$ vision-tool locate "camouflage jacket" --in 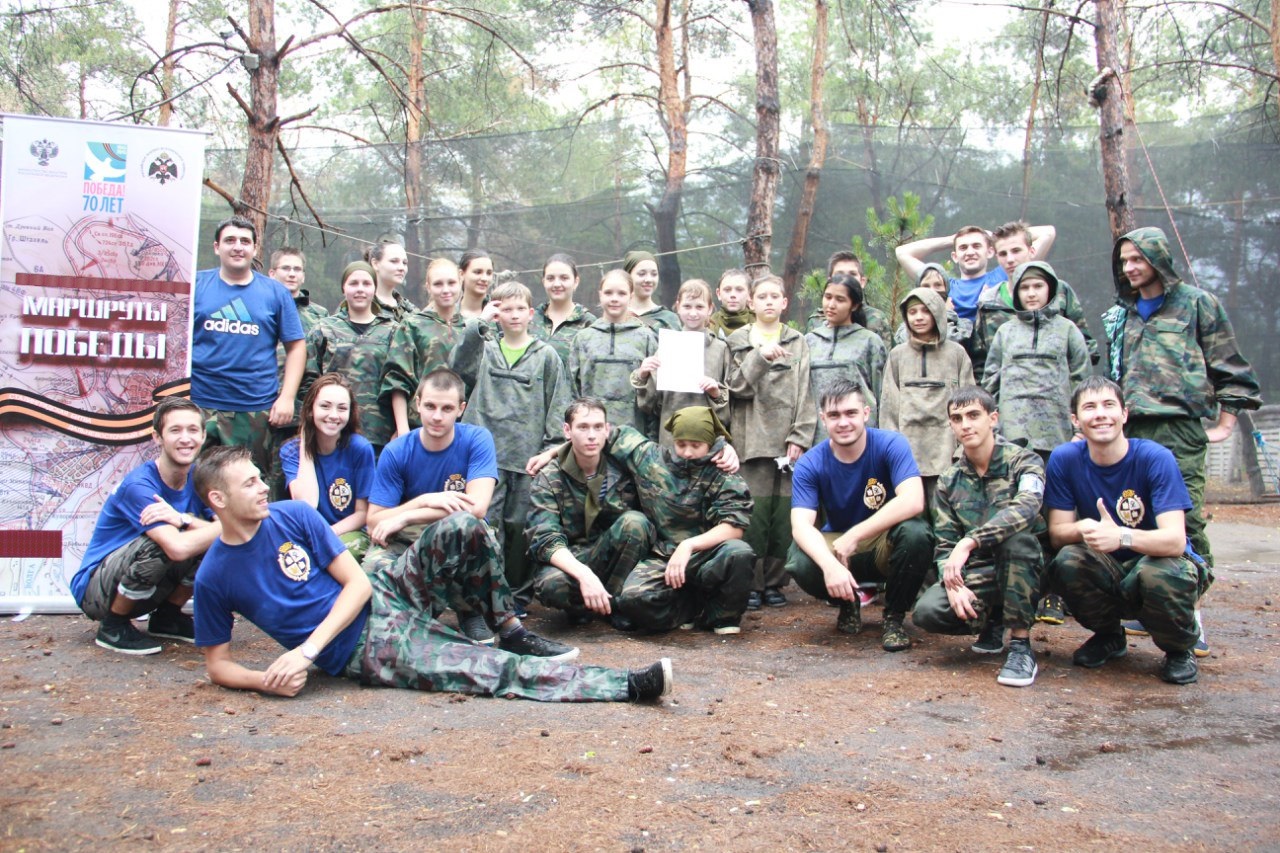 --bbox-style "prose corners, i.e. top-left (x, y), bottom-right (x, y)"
top-left (880, 288), bottom-right (975, 477)
top-left (526, 442), bottom-right (641, 564)
top-left (378, 308), bottom-right (466, 423)
top-left (892, 307), bottom-right (971, 346)
top-left (806, 304), bottom-right (893, 350)
top-left (805, 321), bottom-right (888, 434)
top-left (632, 331), bottom-right (731, 448)
top-left (635, 305), bottom-right (682, 332)
top-left (709, 306), bottom-right (755, 338)
top-left (276, 291), bottom-right (329, 420)
top-left (969, 277), bottom-right (1097, 379)
top-left (375, 290), bottom-right (417, 323)
top-left (933, 439), bottom-right (1046, 566)
top-left (1102, 226), bottom-right (1262, 419)
top-left (982, 262), bottom-right (1090, 453)
top-left (606, 425), bottom-right (753, 557)
top-left (567, 318), bottom-right (659, 436)
top-left (450, 323), bottom-right (573, 471)
top-left (532, 302), bottom-right (596, 367)
top-left (304, 308), bottom-right (398, 447)
top-left (726, 324), bottom-right (816, 460)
